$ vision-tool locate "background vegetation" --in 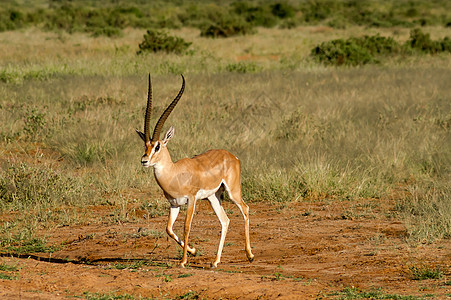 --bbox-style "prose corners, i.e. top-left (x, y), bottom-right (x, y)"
top-left (1, 0), bottom-right (451, 36)
top-left (0, 0), bottom-right (450, 251)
